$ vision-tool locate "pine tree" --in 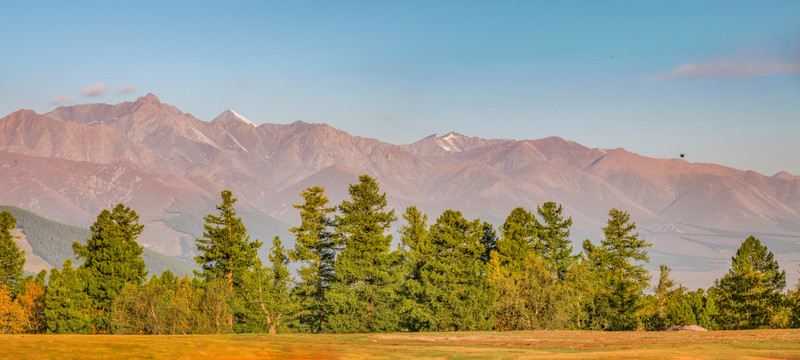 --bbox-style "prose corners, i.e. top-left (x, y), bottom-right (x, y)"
top-left (643, 265), bottom-right (686, 330)
top-left (194, 190), bottom-right (262, 331)
top-left (402, 210), bottom-right (494, 331)
top-left (289, 186), bottom-right (338, 333)
top-left (583, 208), bottom-right (651, 330)
top-left (242, 236), bottom-right (294, 334)
top-left (479, 221), bottom-right (498, 264)
top-left (195, 190), bottom-right (262, 285)
top-left (0, 211), bottom-right (25, 291)
top-left (44, 259), bottom-right (93, 334)
top-left (397, 206), bottom-right (430, 331)
top-left (680, 288), bottom-right (718, 330)
top-left (712, 236), bottom-right (786, 329)
top-left (497, 207), bottom-right (537, 270)
top-left (73, 204), bottom-right (146, 333)
top-left (534, 202), bottom-right (573, 279)
top-left (328, 175), bottom-right (399, 333)
top-left (491, 206), bottom-right (575, 330)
